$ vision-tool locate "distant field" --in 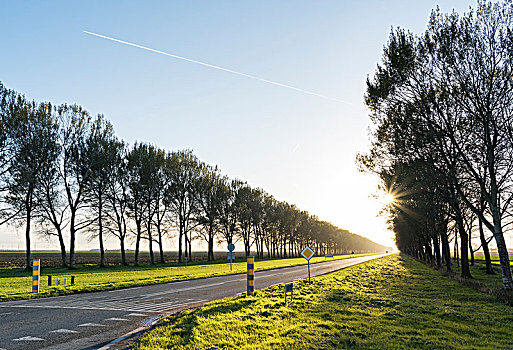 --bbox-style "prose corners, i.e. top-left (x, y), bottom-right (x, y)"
top-left (0, 253), bottom-right (378, 301)
top-left (132, 254), bottom-right (513, 350)
top-left (0, 251), bottom-right (247, 268)
top-left (473, 254), bottom-right (513, 265)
